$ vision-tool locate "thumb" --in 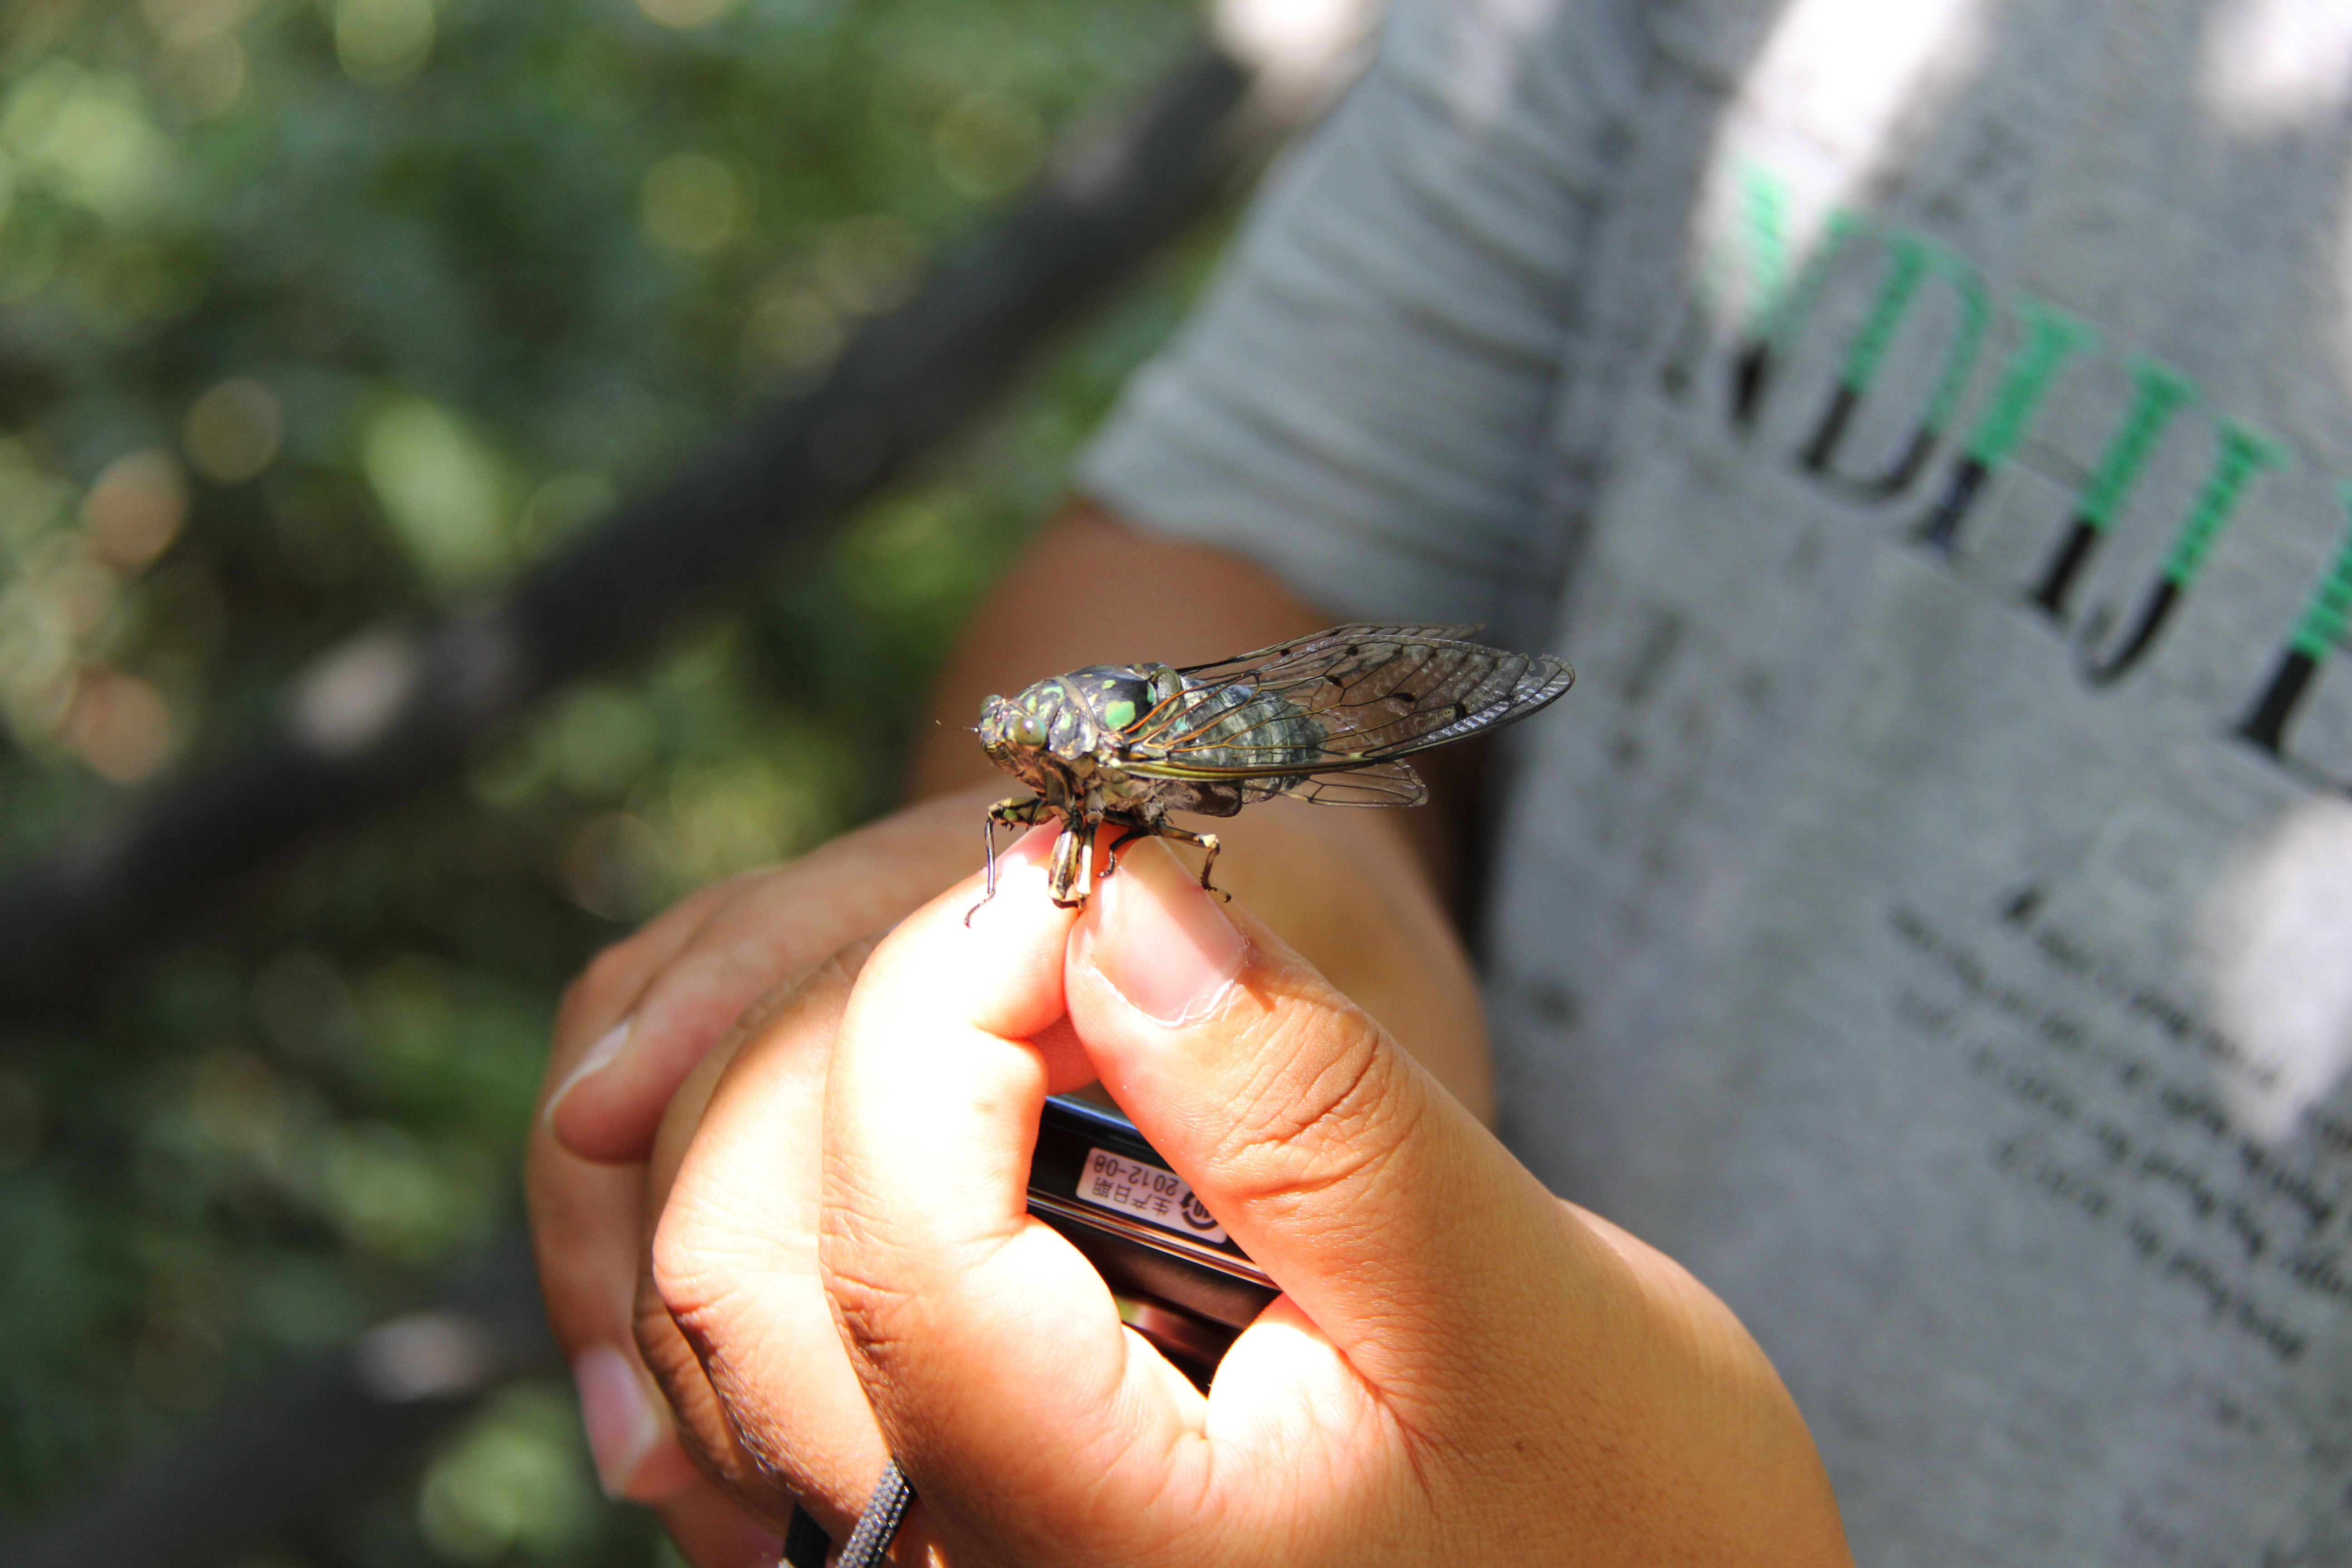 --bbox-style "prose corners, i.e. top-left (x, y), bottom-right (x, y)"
top-left (1066, 837), bottom-right (1585, 1394)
